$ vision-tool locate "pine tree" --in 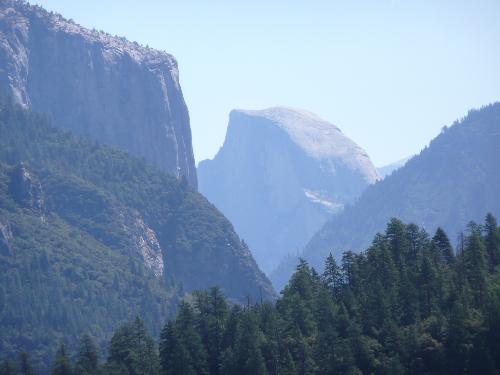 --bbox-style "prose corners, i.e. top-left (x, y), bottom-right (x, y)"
top-left (194, 287), bottom-right (228, 375)
top-left (51, 344), bottom-right (73, 375)
top-left (233, 311), bottom-right (267, 375)
top-left (0, 360), bottom-right (17, 375)
top-left (419, 249), bottom-right (439, 319)
top-left (431, 228), bottom-right (454, 265)
top-left (19, 352), bottom-right (35, 375)
top-left (484, 213), bottom-right (499, 271)
top-left (159, 302), bottom-right (208, 375)
top-left (463, 223), bottom-right (488, 306)
top-left (322, 253), bottom-right (342, 299)
top-left (75, 335), bottom-right (99, 375)
top-left (107, 318), bottom-right (158, 375)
